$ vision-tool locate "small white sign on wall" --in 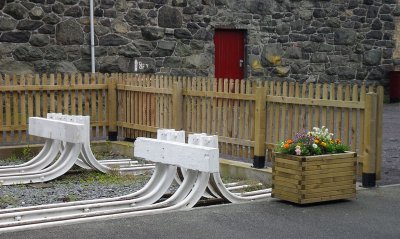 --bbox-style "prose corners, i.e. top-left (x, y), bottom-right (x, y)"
top-left (134, 59), bottom-right (149, 72)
